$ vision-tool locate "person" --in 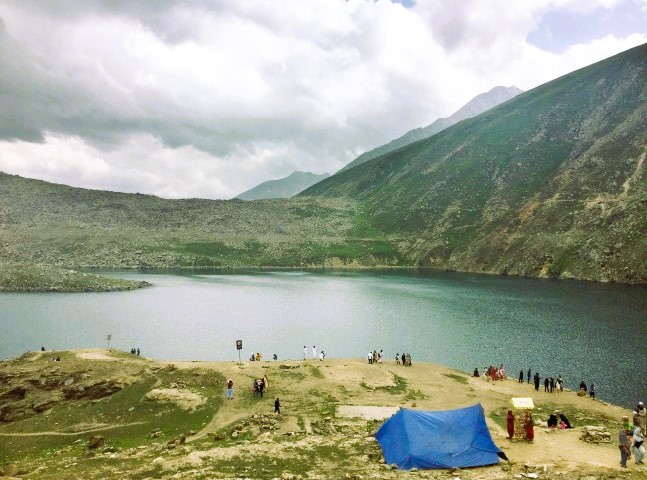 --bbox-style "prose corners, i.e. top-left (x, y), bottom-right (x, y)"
top-left (259, 378), bottom-right (265, 398)
top-left (319, 350), bottom-right (325, 361)
top-left (633, 425), bottom-right (645, 464)
top-left (518, 370), bottom-right (523, 383)
top-left (559, 413), bottom-right (573, 429)
top-left (41, 346), bottom-right (45, 351)
top-left (303, 346), bottom-right (307, 360)
top-left (579, 381), bottom-right (587, 396)
top-left (312, 346), bottom-right (317, 359)
top-left (547, 413), bottom-right (558, 428)
top-left (506, 410), bottom-right (515, 439)
top-left (226, 378), bottom-right (234, 400)
top-left (527, 368), bottom-right (531, 384)
top-left (474, 367), bottom-right (480, 377)
top-left (549, 377), bottom-right (555, 393)
top-left (636, 402), bottom-right (647, 431)
top-left (544, 377), bottom-right (549, 392)
top-left (274, 397), bottom-right (281, 414)
top-left (524, 412), bottom-right (534, 441)
top-left (533, 372), bottom-right (540, 391)
top-left (396, 353), bottom-right (400, 365)
top-left (273, 353), bottom-right (277, 361)
top-left (619, 427), bottom-right (631, 467)
top-left (557, 375), bottom-right (564, 393)
top-left (589, 383), bottom-right (595, 399)
top-left (368, 351), bottom-right (373, 364)
top-left (378, 349), bottom-right (384, 364)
